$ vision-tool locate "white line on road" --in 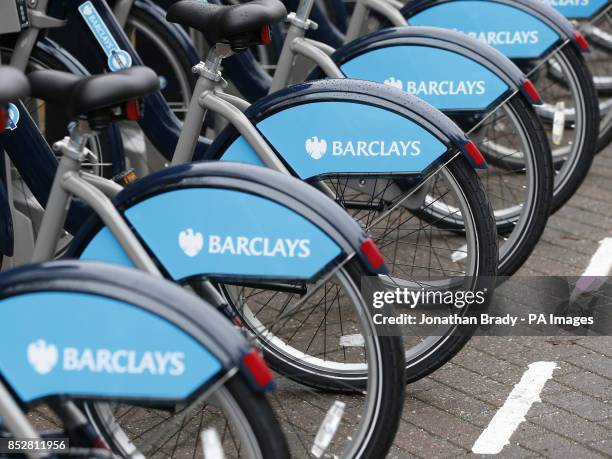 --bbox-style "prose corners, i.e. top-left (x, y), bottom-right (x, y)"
top-left (571, 238), bottom-right (612, 298)
top-left (471, 361), bottom-right (557, 455)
